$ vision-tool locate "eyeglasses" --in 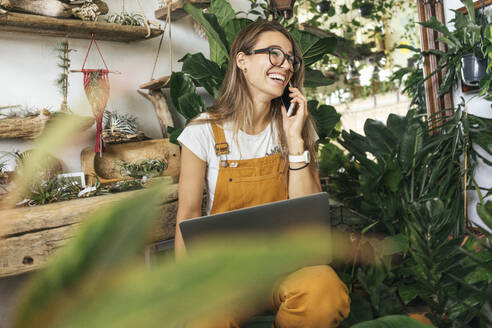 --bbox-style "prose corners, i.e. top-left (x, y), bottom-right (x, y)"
top-left (246, 47), bottom-right (301, 73)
